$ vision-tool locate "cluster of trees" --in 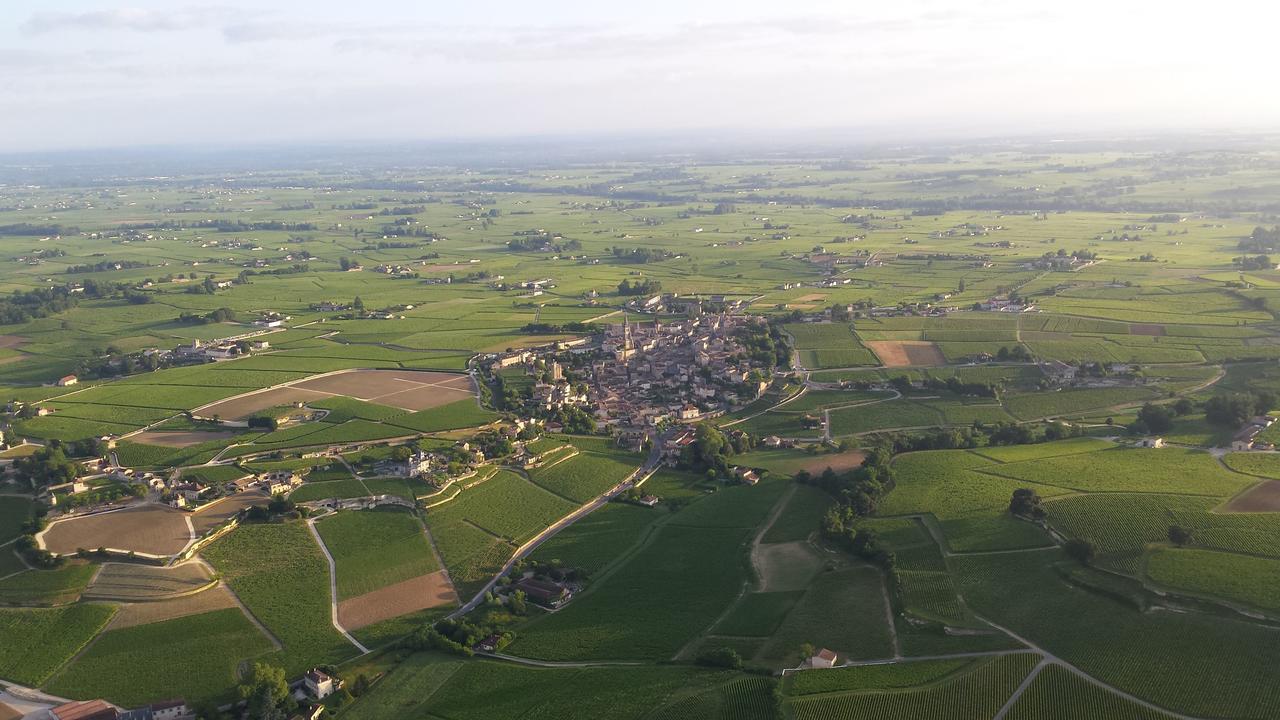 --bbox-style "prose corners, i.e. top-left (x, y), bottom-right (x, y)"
top-left (338, 257), bottom-right (360, 270)
top-left (886, 375), bottom-right (997, 398)
top-left (616, 278), bottom-right (662, 296)
top-left (611, 247), bottom-right (675, 263)
top-left (1233, 254), bottom-right (1273, 271)
top-left (735, 322), bottom-right (788, 370)
top-left (243, 263), bottom-right (310, 277)
top-left (177, 307), bottom-right (236, 325)
top-left (408, 617), bottom-right (512, 657)
top-left (994, 345), bottom-right (1032, 361)
top-left (521, 322), bottom-right (590, 334)
top-left (1204, 391), bottom-right (1275, 427)
top-left (65, 260), bottom-right (149, 274)
top-left (11, 440), bottom-right (103, 488)
top-left (183, 276), bottom-right (224, 295)
top-left (196, 219), bottom-right (317, 232)
top-left (1130, 399), bottom-right (1194, 434)
top-left (0, 223), bottom-right (77, 236)
top-left (807, 449), bottom-right (895, 567)
top-left (0, 287), bottom-right (81, 324)
top-left (677, 423), bottom-right (755, 479)
top-left (1238, 226), bottom-right (1280, 253)
top-left (868, 420), bottom-right (1084, 456)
